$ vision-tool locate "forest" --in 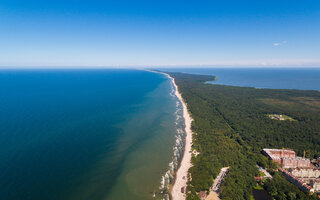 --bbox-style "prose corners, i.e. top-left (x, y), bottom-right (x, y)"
top-left (167, 72), bottom-right (320, 200)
